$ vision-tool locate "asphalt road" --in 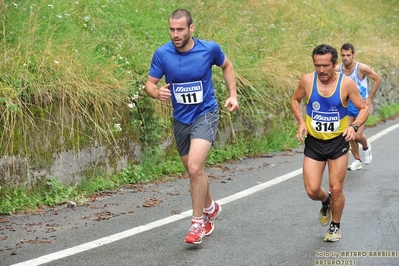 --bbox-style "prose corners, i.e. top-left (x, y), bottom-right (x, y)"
top-left (1, 117), bottom-right (399, 266)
